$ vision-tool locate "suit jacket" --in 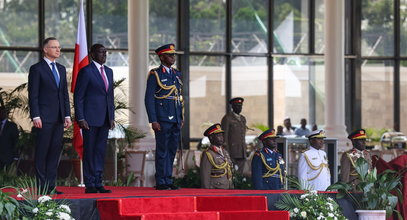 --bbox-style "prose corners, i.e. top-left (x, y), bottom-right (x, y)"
top-left (221, 112), bottom-right (247, 159)
top-left (28, 59), bottom-right (70, 123)
top-left (0, 120), bottom-right (19, 164)
top-left (200, 146), bottom-right (234, 189)
top-left (298, 146), bottom-right (331, 191)
top-left (144, 65), bottom-right (183, 125)
top-left (74, 62), bottom-right (115, 126)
